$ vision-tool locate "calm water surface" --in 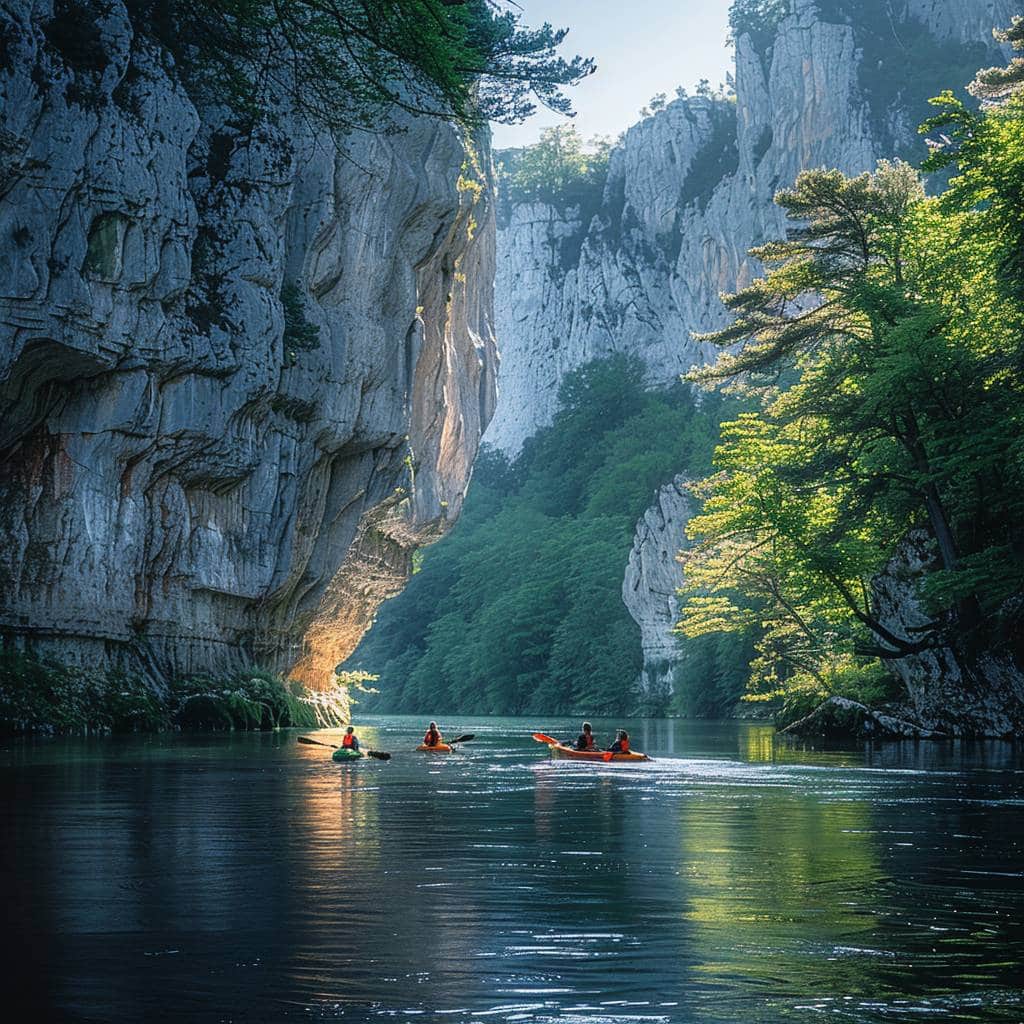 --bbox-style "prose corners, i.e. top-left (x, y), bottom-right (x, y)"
top-left (1, 716), bottom-right (1022, 1022)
